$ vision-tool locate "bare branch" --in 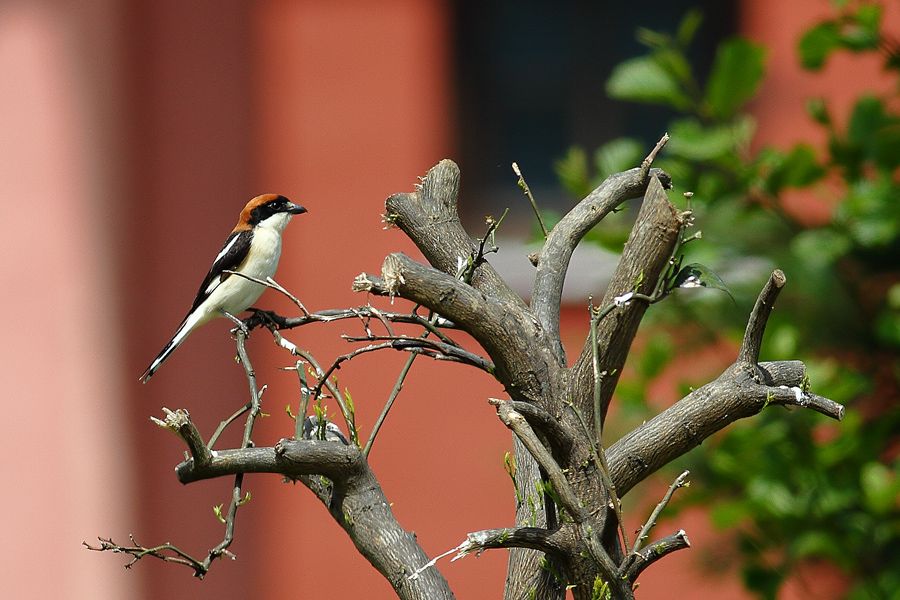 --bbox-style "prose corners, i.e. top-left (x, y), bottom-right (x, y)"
top-left (638, 132), bottom-right (669, 180)
top-left (512, 162), bottom-right (548, 238)
top-left (571, 175), bottom-right (684, 424)
top-left (606, 270), bottom-right (844, 497)
top-left (355, 253), bottom-right (547, 396)
top-left (83, 535), bottom-right (214, 578)
top-left (499, 400), bottom-right (575, 455)
top-left (365, 352), bottom-right (418, 457)
top-left (622, 530), bottom-right (690, 582)
top-left (174, 437), bottom-right (454, 599)
top-left (341, 335), bottom-right (494, 372)
top-left (531, 167), bottom-right (672, 360)
top-left (412, 526), bottom-right (567, 580)
top-left (626, 471), bottom-right (690, 565)
top-left (607, 360), bottom-right (843, 497)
